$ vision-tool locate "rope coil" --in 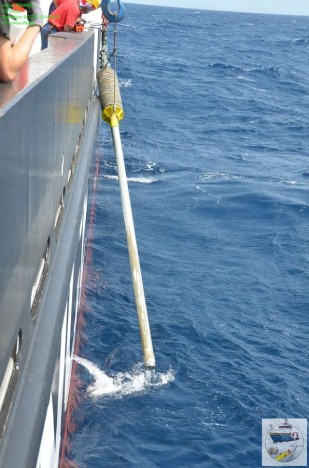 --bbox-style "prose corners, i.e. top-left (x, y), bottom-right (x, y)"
top-left (97, 67), bottom-right (124, 123)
